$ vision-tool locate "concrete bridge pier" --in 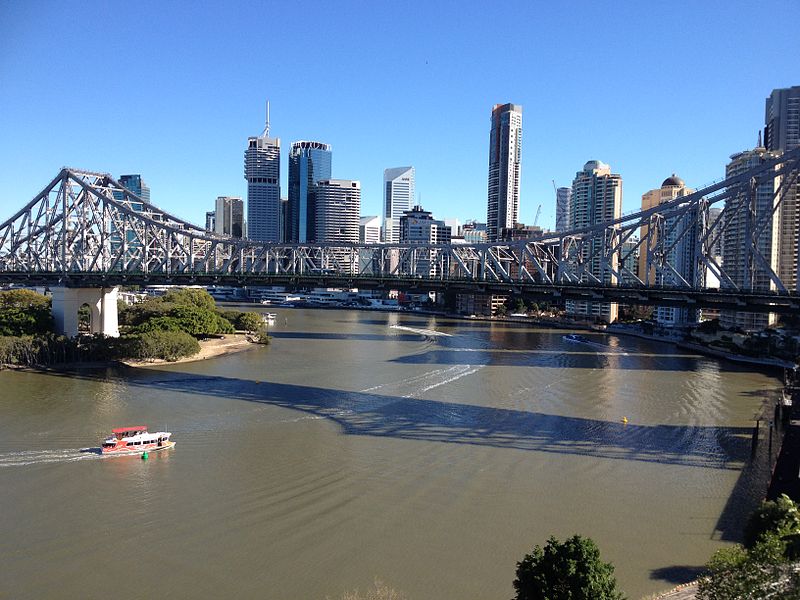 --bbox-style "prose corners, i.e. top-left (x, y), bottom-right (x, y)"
top-left (51, 287), bottom-right (120, 338)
